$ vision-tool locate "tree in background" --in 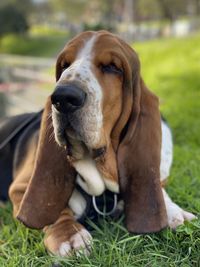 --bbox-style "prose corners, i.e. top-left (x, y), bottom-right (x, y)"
top-left (0, 4), bottom-right (29, 36)
top-left (135, 0), bottom-right (200, 23)
top-left (49, 0), bottom-right (88, 23)
top-left (0, 0), bottom-right (33, 16)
